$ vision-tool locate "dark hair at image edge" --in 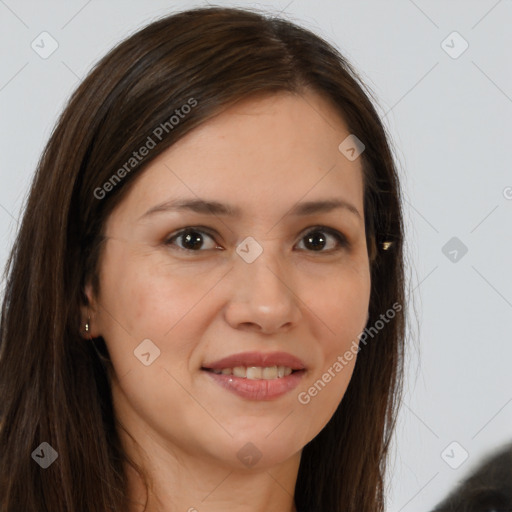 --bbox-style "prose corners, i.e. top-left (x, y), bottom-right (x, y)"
top-left (0, 6), bottom-right (406, 512)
